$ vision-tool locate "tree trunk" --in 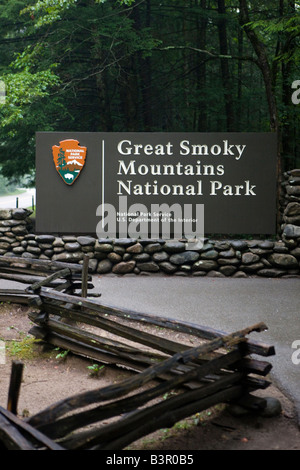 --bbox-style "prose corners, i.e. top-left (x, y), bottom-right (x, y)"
top-left (197, 0), bottom-right (208, 131)
top-left (236, 27), bottom-right (243, 130)
top-left (133, 0), bottom-right (153, 131)
top-left (281, 0), bottom-right (297, 170)
top-left (217, 0), bottom-right (235, 131)
top-left (239, 0), bottom-right (279, 134)
top-left (239, 0), bottom-right (281, 232)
